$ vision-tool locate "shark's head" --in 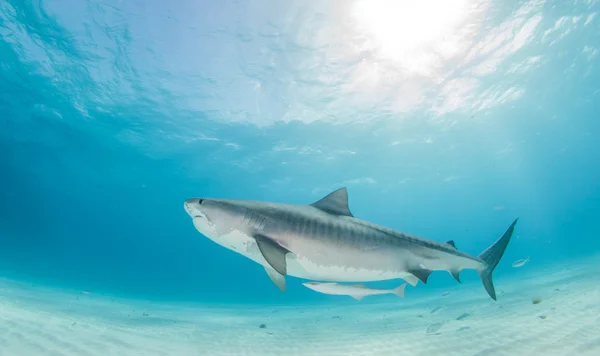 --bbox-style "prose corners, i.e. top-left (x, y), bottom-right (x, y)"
top-left (183, 198), bottom-right (246, 237)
